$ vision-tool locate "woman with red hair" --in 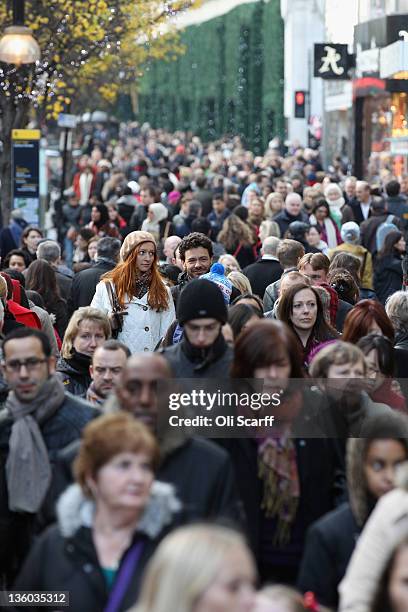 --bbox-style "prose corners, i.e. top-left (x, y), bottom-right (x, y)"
top-left (342, 299), bottom-right (394, 345)
top-left (91, 231), bottom-right (175, 353)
